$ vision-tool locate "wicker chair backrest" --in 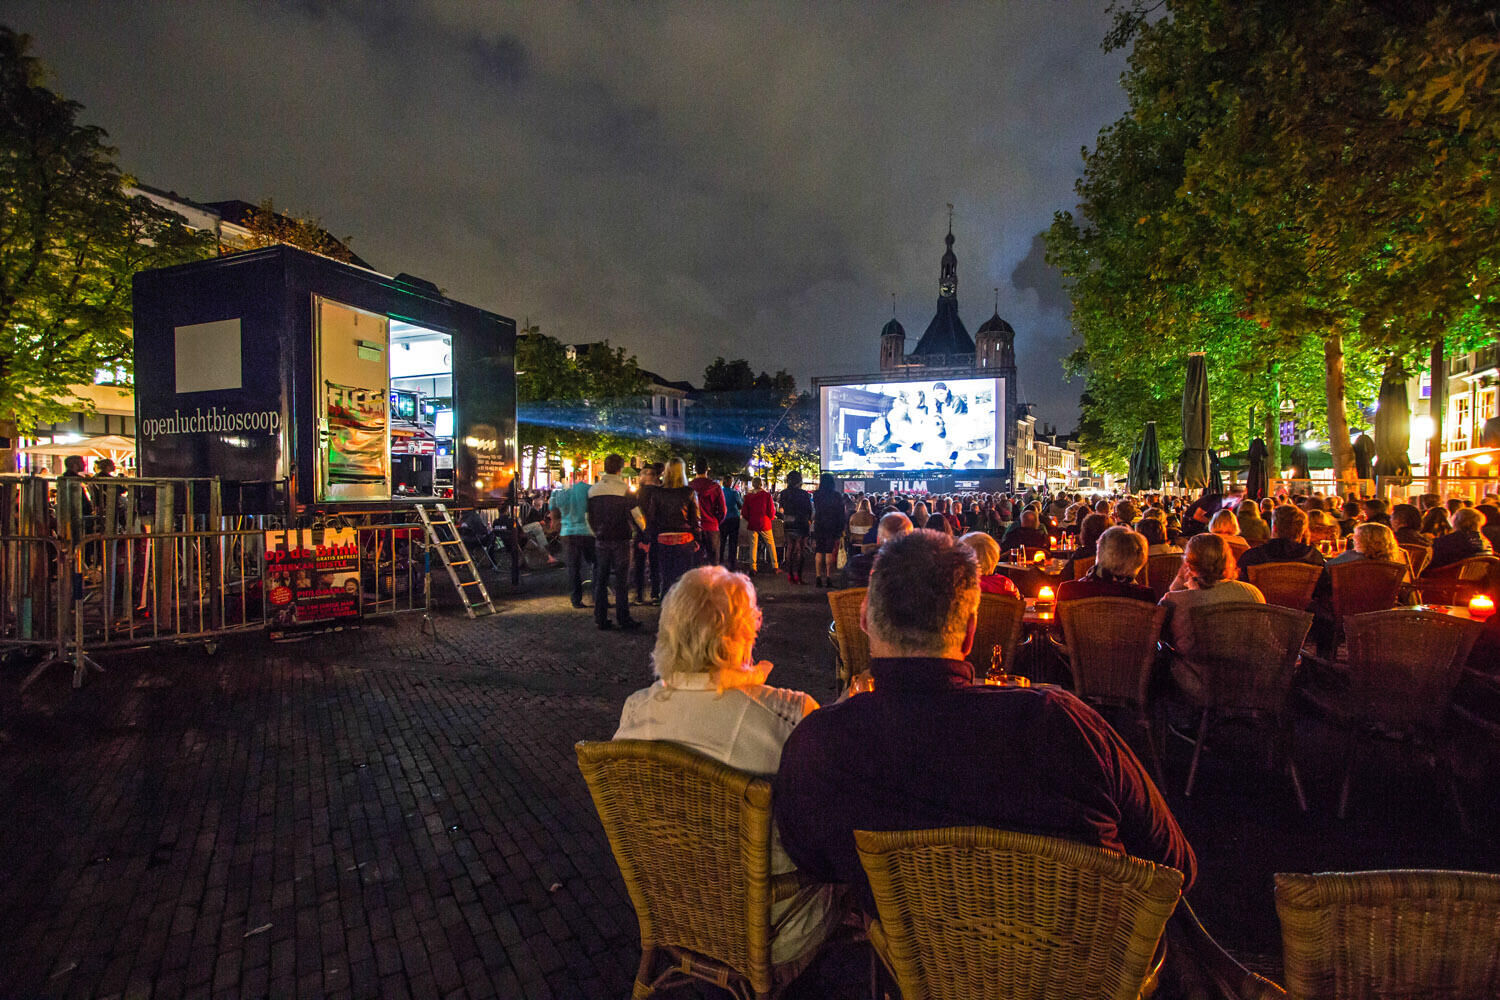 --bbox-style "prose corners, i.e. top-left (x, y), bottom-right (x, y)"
top-left (855, 826), bottom-right (1182, 1000)
top-left (828, 587), bottom-right (871, 679)
top-left (1342, 610), bottom-right (1484, 731)
top-left (1182, 603), bottom-right (1312, 713)
top-left (1275, 869), bottom-right (1500, 1000)
top-left (1145, 554), bottom-right (1182, 602)
top-left (1058, 598), bottom-right (1166, 706)
top-left (1328, 560), bottom-right (1406, 619)
top-left (1246, 561), bottom-right (1324, 611)
top-left (965, 591), bottom-right (1025, 677)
